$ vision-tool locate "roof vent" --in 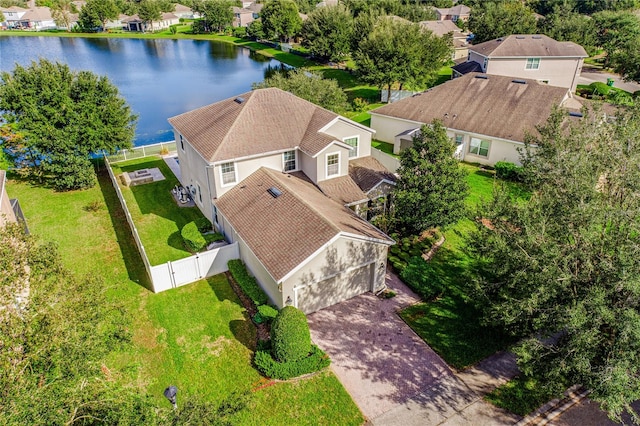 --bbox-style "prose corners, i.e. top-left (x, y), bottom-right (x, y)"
top-left (532, 35), bottom-right (542, 39)
top-left (512, 79), bottom-right (527, 84)
top-left (267, 187), bottom-right (282, 198)
top-left (234, 97), bottom-right (245, 104)
top-left (515, 36), bottom-right (525, 39)
top-left (475, 74), bottom-right (488, 79)
top-left (569, 111), bottom-right (583, 118)
top-left (496, 37), bottom-right (503, 42)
